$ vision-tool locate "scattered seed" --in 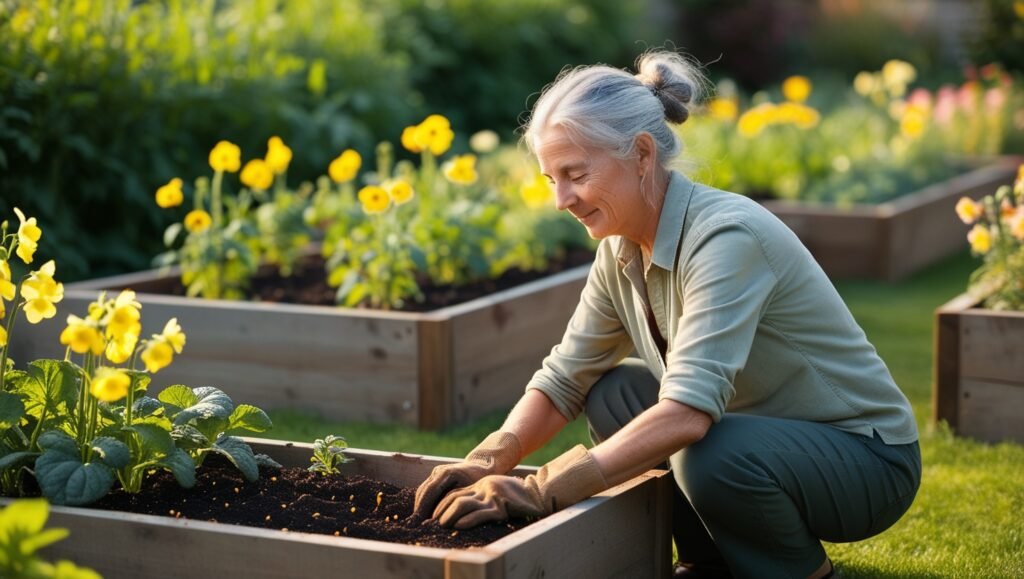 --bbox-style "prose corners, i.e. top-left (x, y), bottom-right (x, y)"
top-left (376, 492), bottom-right (383, 507)
top-left (265, 515), bottom-right (272, 521)
top-left (281, 528), bottom-right (288, 532)
top-left (234, 487), bottom-right (240, 494)
top-left (331, 495), bottom-right (336, 501)
top-left (343, 527), bottom-right (348, 534)
top-left (224, 502), bottom-right (230, 508)
top-left (281, 504), bottom-right (287, 509)
top-left (451, 531), bottom-right (459, 537)
top-left (212, 481), bottom-right (216, 486)
top-left (350, 507), bottom-right (356, 513)
top-left (415, 542), bottom-right (421, 547)
top-left (393, 515), bottom-right (399, 521)
top-left (312, 512), bottom-right (321, 518)
top-left (334, 531), bottom-right (340, 536)
top-left (349, 494), bottom-right (354, 501)
top-left (168, 509), bottom-right (176, 516)
top-left (271, 476), bottom-right (277, 482)
top-left (175, 512), bottom-right (182, 519)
